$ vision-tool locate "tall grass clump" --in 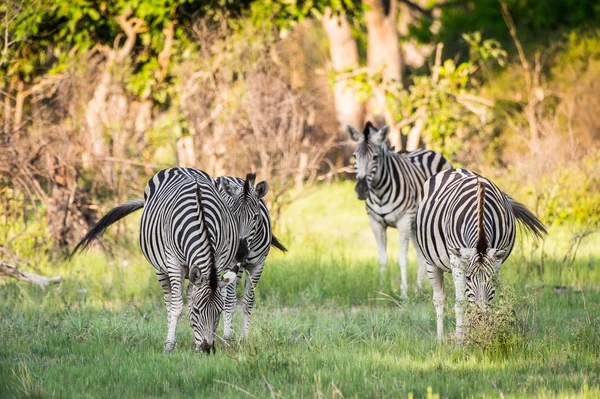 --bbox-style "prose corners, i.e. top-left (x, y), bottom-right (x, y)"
top-left (463, 281), bottom-right (525, 357)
